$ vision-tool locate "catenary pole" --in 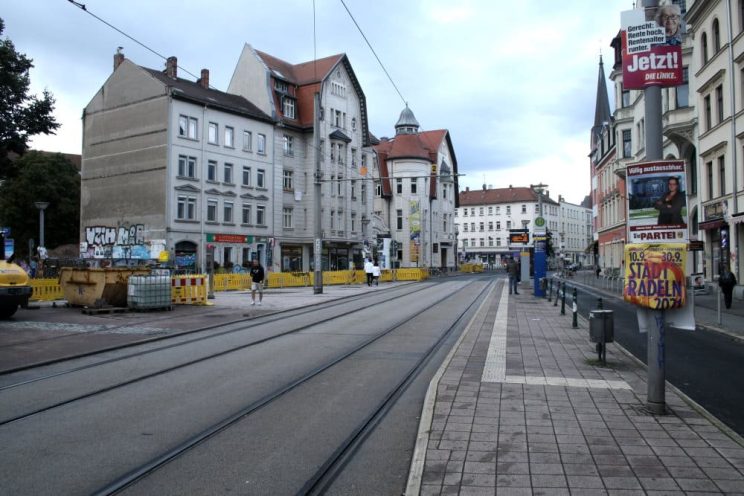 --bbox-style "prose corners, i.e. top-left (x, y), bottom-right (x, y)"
top-left (642, 0), bottom-right (666, 415)
top-left (313, 93), bottom-right (323, 294)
